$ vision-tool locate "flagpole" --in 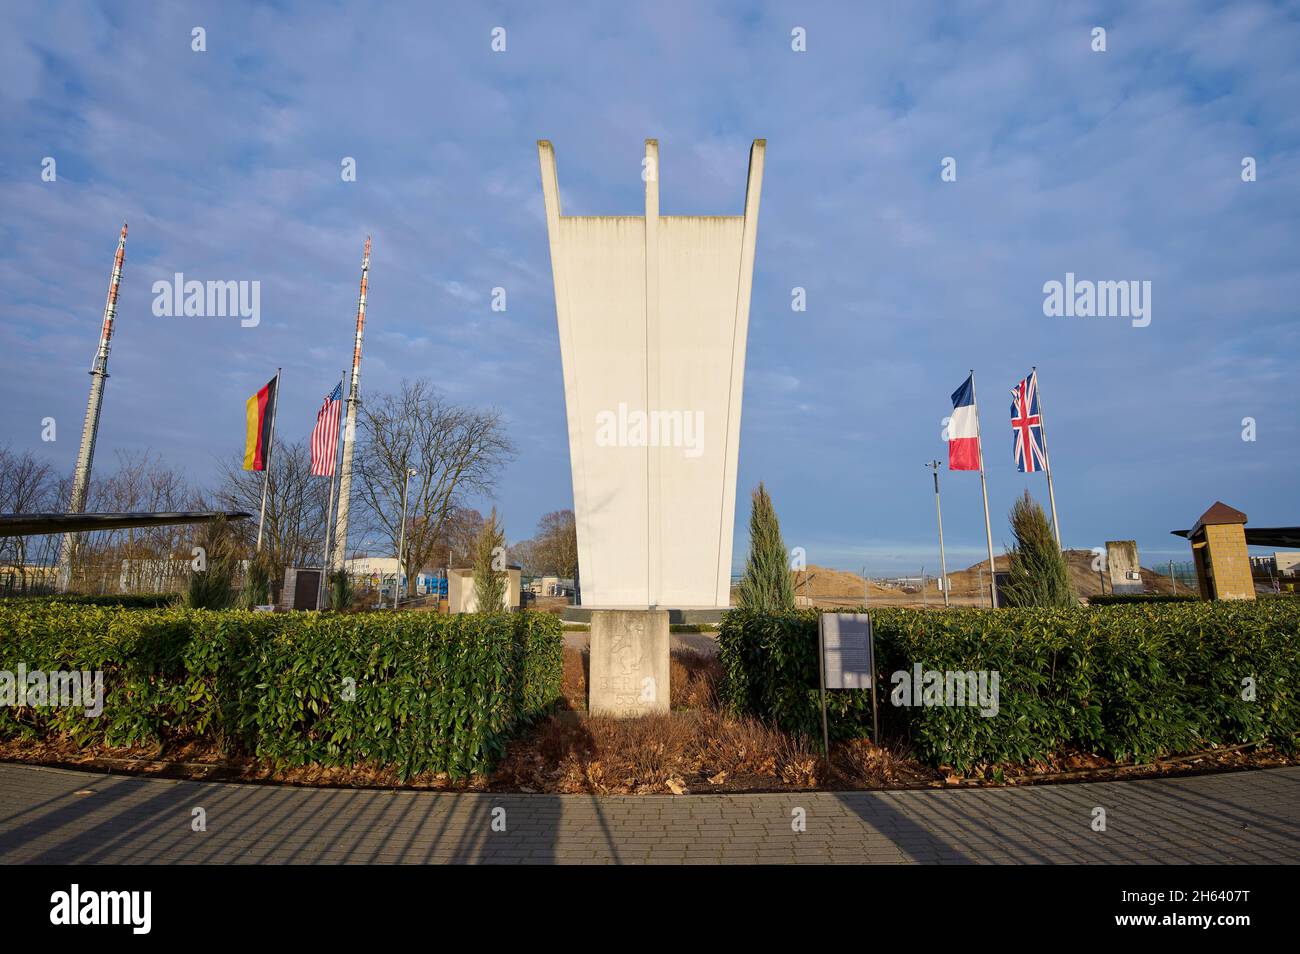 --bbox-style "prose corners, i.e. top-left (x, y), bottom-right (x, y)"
top-left (971, 370), bottom-right (999, 609)
top-left (1032, 366), bottom-right (1062, 548)
top-left (318, 371), bottom-right (346, 610)
top-left (255, 368), bottom-right (281, 553)
top-left (319, 474), bottom-right (335, 609)
top-left (927, 460), bottom-right (950, 607)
